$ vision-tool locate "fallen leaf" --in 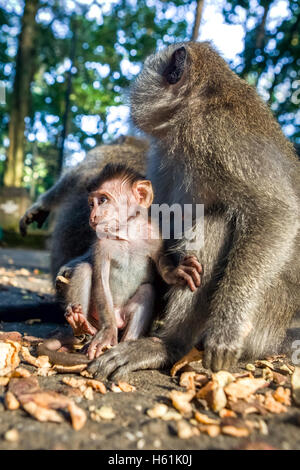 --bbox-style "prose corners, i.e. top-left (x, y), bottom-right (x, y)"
top-left (0, 340), bottom-right (21, 376)
top-left (198, 424), bottom-right (221, 437)
top-left (0, 377), bottom-right (10, 386)
top-left (86, 379), bottom-right (106, 394)
top-left (171, 348), bottom-right (203, 377)
top-left (224, 377), bottom-right (269, 401)
top-left (272, 387), bottom-right (291, 406)
top-left (179, 371), bottom-right (196, 390)
top-left (53, 364), bottom-right (87, 373)
top-left (177, 420), bottom-right (200, 439)
top-left (118, 381), bottom-right (136, 392)
top-left (169, 389), bottom-right (195, 415)
top-left (68, 401), bottom-right (87, 430)
top-left (196, 380), bottom-right (227, 413)
top-left (21, 346), bottom-right (51, 369)
top-left (5, 391), bottom-right (20, 410)
top-left (194, 411), bottom-right (219, 425)
top-left (263, 391), bottom-right (288, 414)
top-left (219, 408), bottom-right (237, 418)
top-left (147, 404), bottom-right (169, 418)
